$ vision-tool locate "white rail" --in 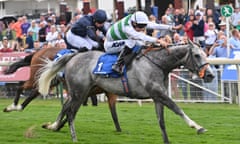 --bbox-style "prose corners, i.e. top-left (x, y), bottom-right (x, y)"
top-left (207, 58), bottom-right (240, 105)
